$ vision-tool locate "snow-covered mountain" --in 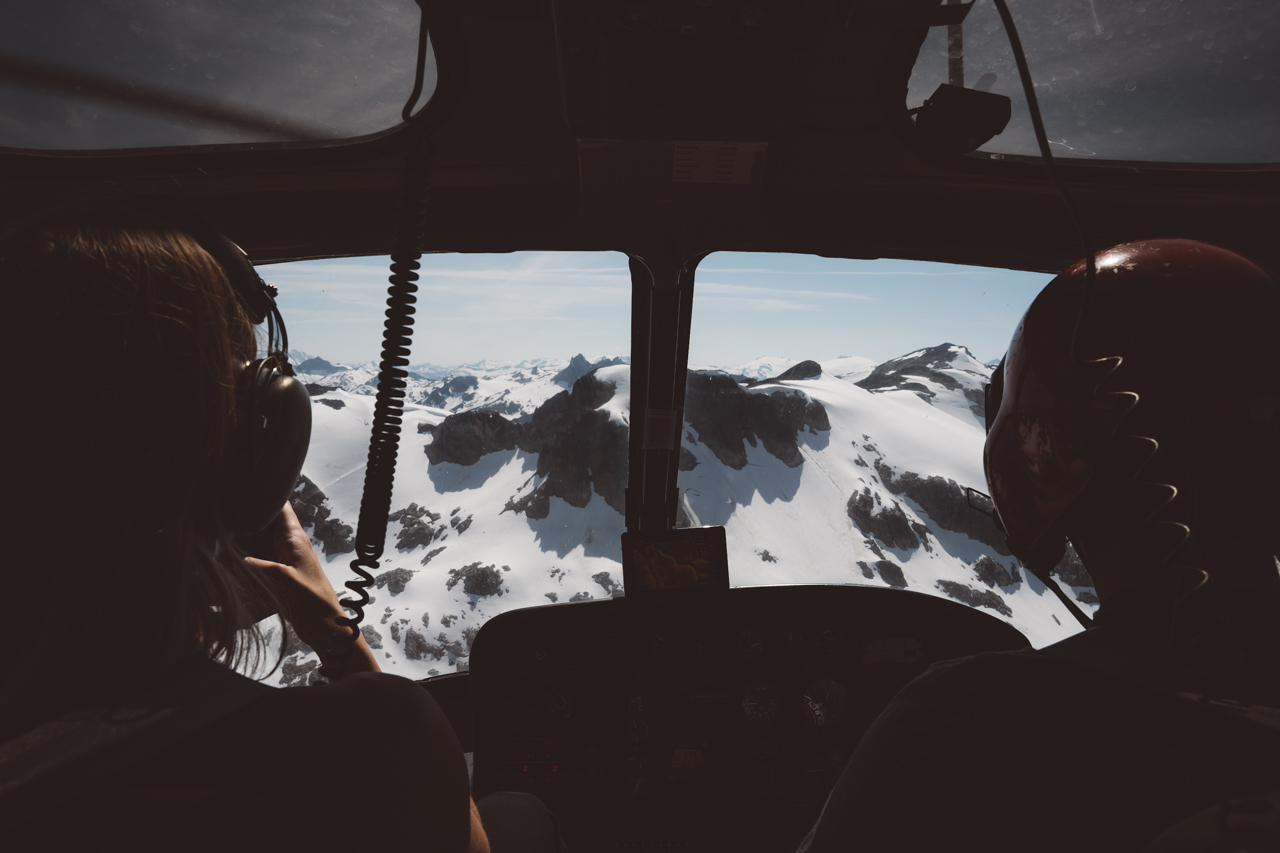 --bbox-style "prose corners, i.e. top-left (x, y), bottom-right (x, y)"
top-left (268, 344), bottom-right (1096, 687)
